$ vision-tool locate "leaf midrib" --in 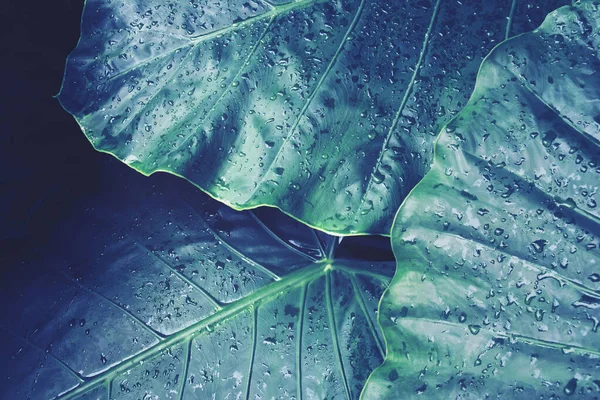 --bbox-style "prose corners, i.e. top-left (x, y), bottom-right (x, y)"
top-left (51, 256), bottom-right (391, 399)
top-left (56, 261), bottom-right (328, 400)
